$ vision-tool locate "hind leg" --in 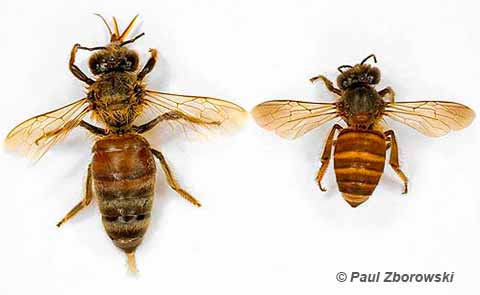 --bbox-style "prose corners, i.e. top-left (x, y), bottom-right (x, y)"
top-left (57, 164), bottom-right (93, 227)
top-left (151, 149), bottom-right (201, 207)
top-left (385, 130), bottom-right (408, 194)
top-left (316, 124), bottom-right (343, 191)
